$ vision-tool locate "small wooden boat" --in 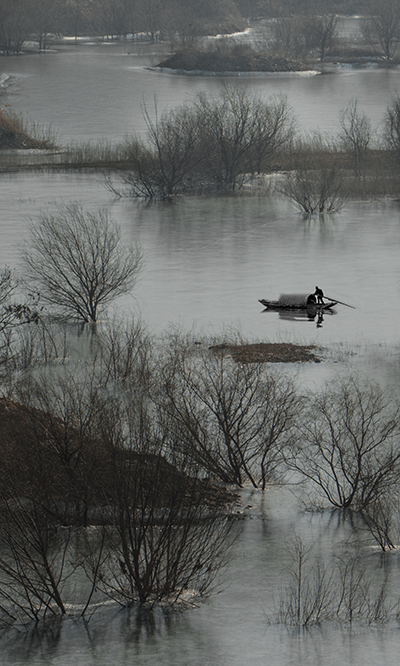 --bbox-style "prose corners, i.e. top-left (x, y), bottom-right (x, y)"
top-left (259, 293), bottom-right (337, 311)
